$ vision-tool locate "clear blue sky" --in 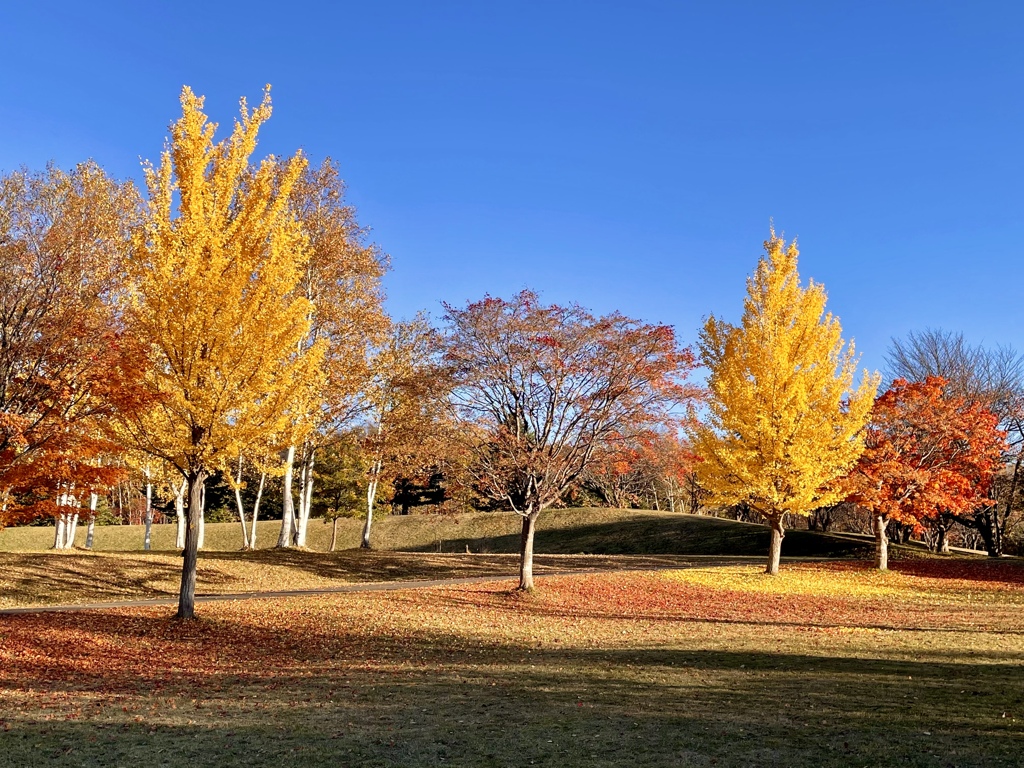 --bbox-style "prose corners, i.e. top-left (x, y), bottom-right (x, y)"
top-left (2, 1), bottom-right (1021, 377)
